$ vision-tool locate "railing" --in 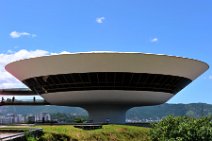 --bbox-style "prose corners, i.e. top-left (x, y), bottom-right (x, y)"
top-left (0, 98), bottom-right (49, 106)
top-left (0, 88), bottom-right (49, 106)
